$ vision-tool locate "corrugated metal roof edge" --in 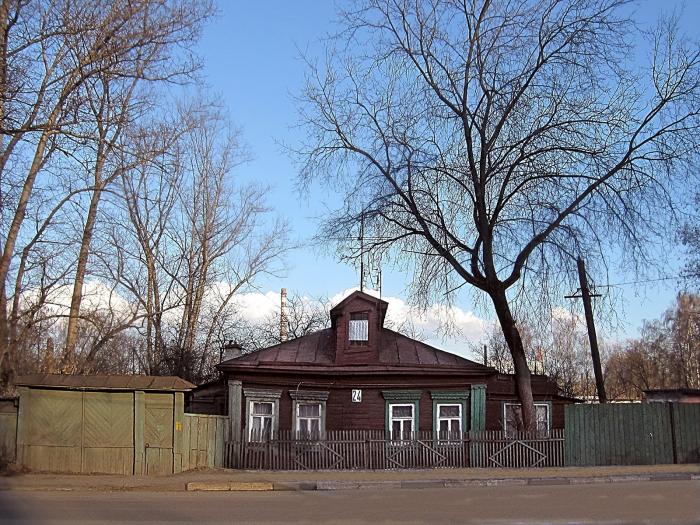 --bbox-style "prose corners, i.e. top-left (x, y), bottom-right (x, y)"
top-left (217, 363), bottom-right (498, 376)
top-left (13, 374), bottom-right (196, 391)
top-left (216, 329), bottom-right (333, 367)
